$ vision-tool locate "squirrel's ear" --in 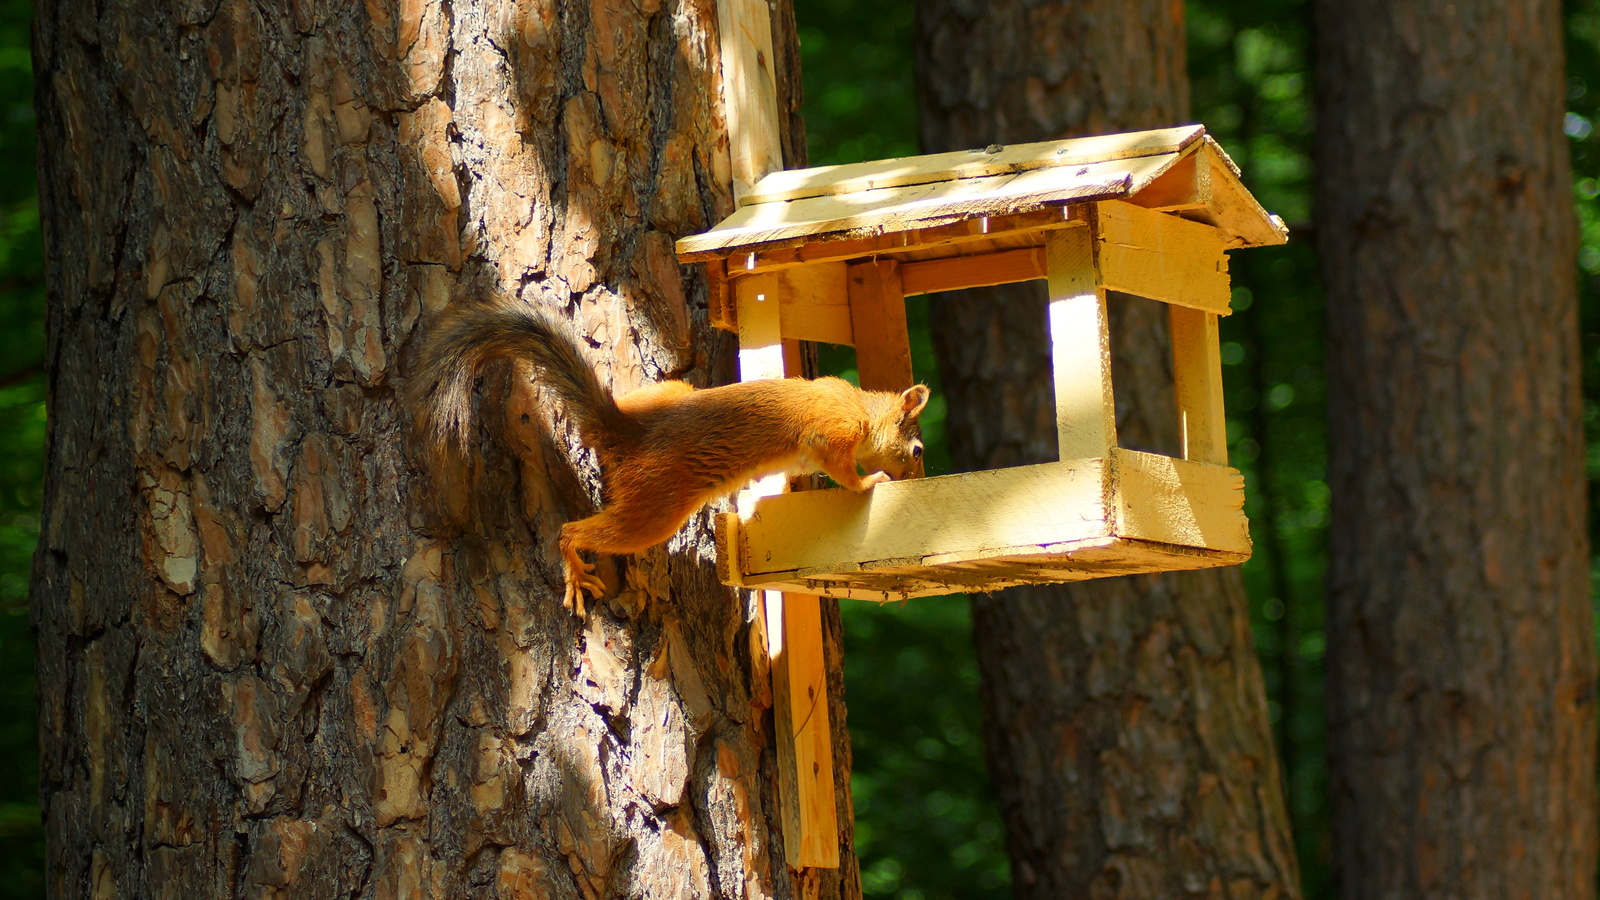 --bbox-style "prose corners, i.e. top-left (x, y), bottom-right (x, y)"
top-left (899, 384), bottom-right (930, 419)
